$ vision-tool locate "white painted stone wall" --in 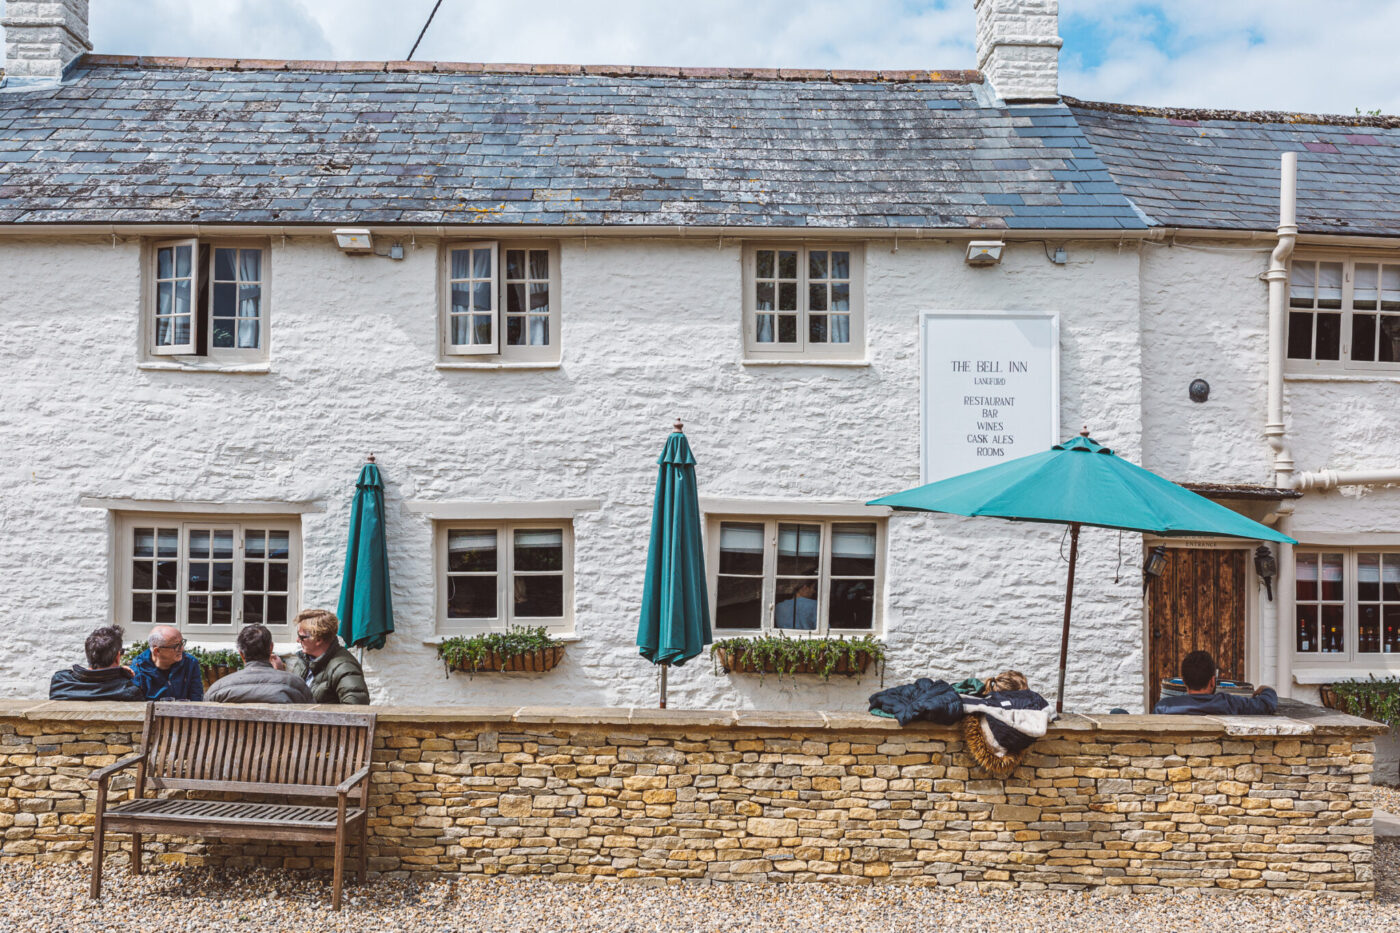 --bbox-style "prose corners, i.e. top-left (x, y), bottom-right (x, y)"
top-left (1, 0), bottom-right (90, 80)
top-left (0, 234), bottom-right (1147, 712)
